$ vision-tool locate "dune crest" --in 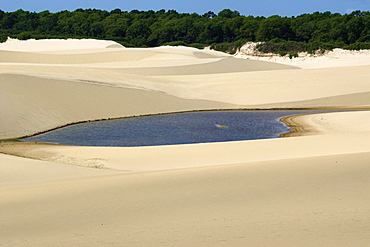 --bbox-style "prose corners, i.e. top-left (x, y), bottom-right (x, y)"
top-left (0, 37), bottom-right (125, 51)
top-left (236, 41), bottom-right (370, 69)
